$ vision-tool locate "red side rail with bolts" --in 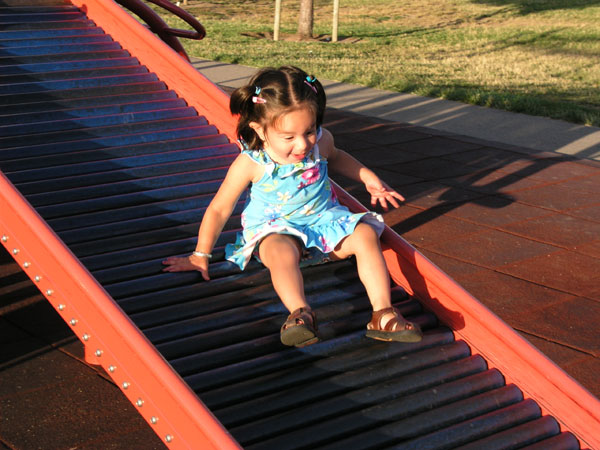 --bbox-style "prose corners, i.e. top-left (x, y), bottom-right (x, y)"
top-left (0, 173), bottom-right (242, 450)
top-left (333, 183), bottom-right (600, 450)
